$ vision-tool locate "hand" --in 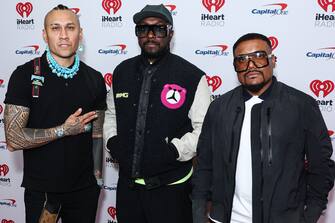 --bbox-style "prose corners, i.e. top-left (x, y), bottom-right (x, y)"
top-left (63, 108), bottom-right (97, 136)
top-left (94, 170), bottom-right (103, 187)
